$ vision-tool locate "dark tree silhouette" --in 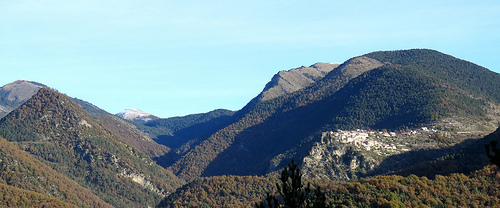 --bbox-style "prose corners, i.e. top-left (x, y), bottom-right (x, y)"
top-left (256, 159), bottom-right (327, 208)
top-left (486, 140), bottom-right (500, 167)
